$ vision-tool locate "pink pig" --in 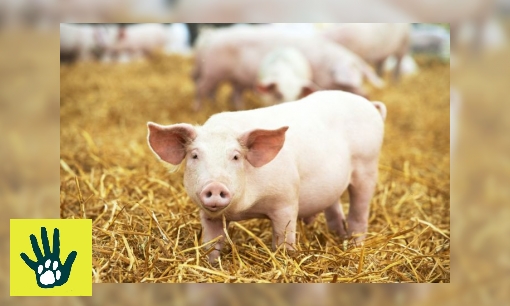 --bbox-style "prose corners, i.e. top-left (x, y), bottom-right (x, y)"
top-left (256, 47), bottom-right (317, 105)
top-left (321, 23), bottom-right (410, 81)
top-left (148, 91), bottom-right (386, 262)
top-left (192, 25), bottom-right (384, 111)
top-left (106, 23), bottom-right (167, 63)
